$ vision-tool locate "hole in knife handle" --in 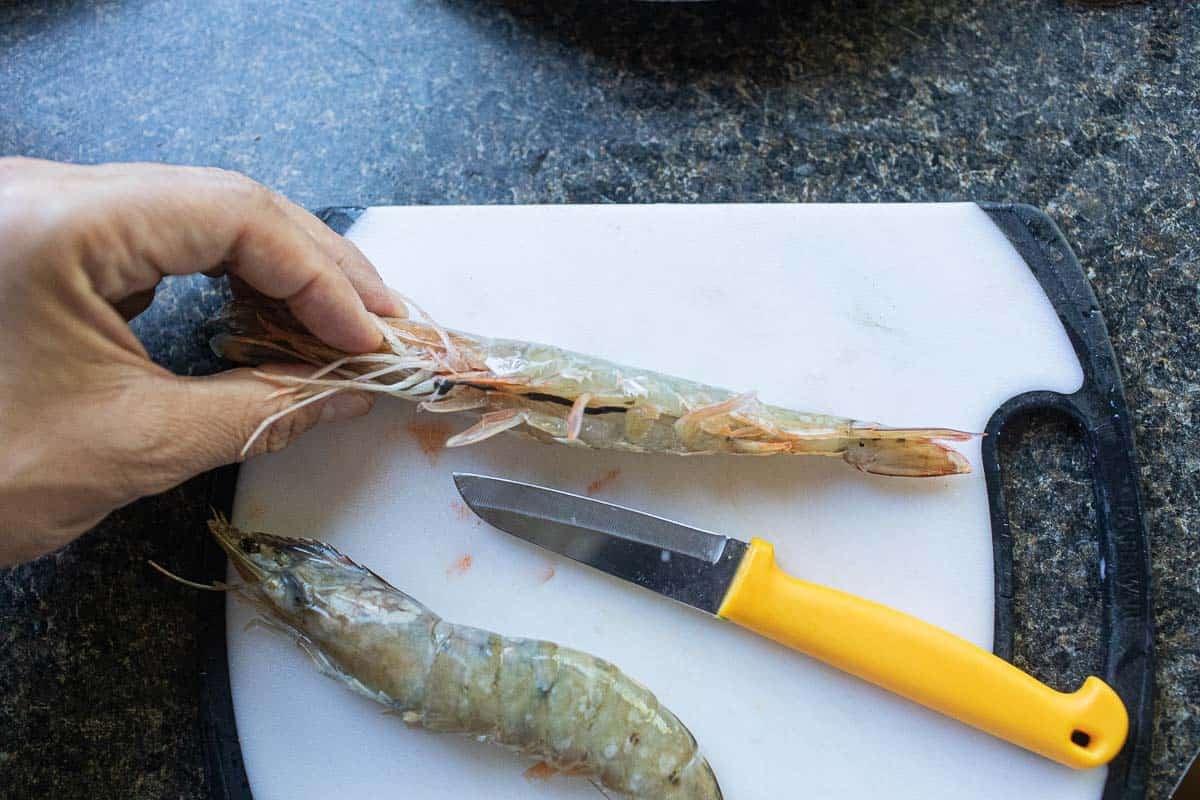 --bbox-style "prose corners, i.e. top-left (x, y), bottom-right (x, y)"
top-left (1071, 729), bottom-right (1092, 748)
top-left (996, 410), bottom-right (1103, 692)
